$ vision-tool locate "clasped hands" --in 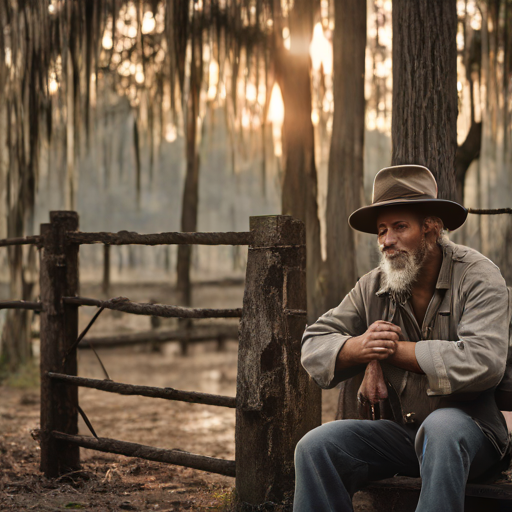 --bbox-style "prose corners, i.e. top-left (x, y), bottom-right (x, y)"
top-left (336, 321), bottom-right (402, 369)
top-left (336, 320), bottom-right (423, 375)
